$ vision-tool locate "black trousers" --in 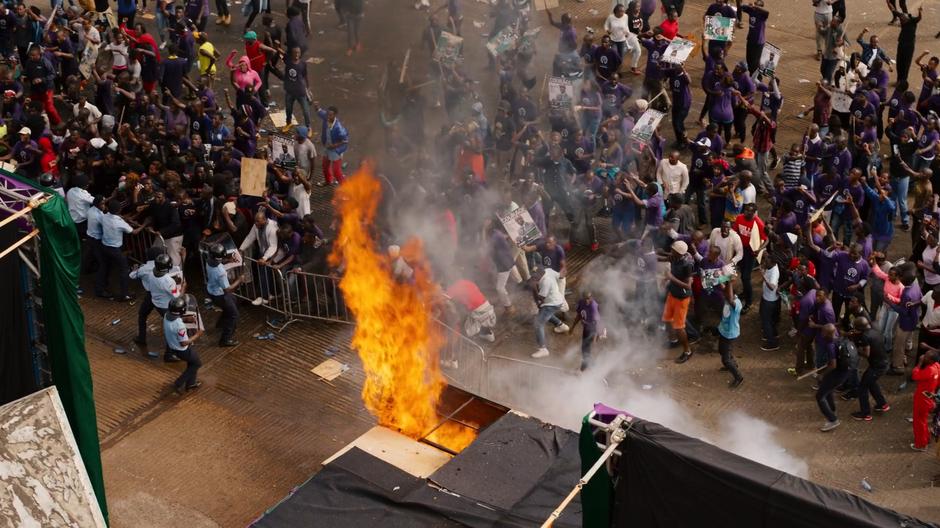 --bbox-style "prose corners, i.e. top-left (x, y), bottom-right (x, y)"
top-left (211, 292), bottom-right (239, 342)
top-left (858, 366), bottom-right (888, 415)
top-left (896, 43), bottom-right (915, 86)
top-left (172, 347), bottom-right (202, 389)
top-left (672, 104), bottom-right (689, 145)
top-left (719, 336), bottom-right (743, 381)
top-left (817, 369), bottom-right (851, 422)
top-left (215, 0), bottom-right (229, 16)
top-left (96, 245), bottom-right (129, 297)
top-left (733, 105), bottom-right (749, 142)
top-left (137, 293), bottom-right (167, 341)
top-left (746, 41), bottom-right (764, 75)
